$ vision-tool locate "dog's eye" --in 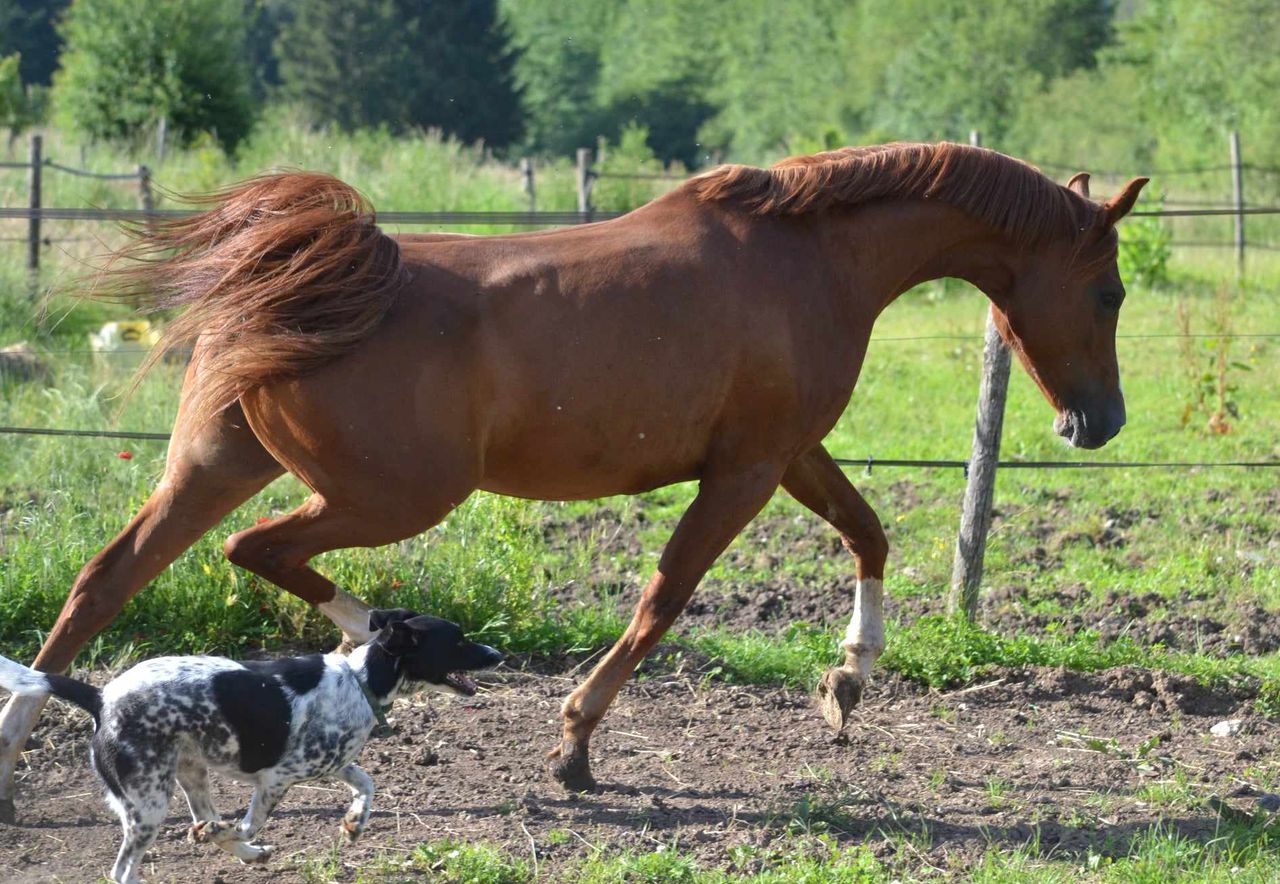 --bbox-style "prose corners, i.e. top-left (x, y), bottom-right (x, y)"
top-left (1099, 290), bottom-right (1124, 311)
